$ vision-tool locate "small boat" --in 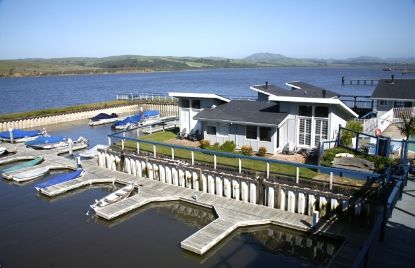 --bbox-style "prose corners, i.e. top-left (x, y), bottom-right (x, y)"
top-left (34, 169), bottom-right (85, 191)
top-left (25, 136), bottom-right (68, 149)
top-left (139, 110), bottom-right (161, 126)
top-left (88, 113), bottom-right (119, 126)
top-left (90, 183), bottom-right (135, 211)
top-left (1, 156), bottom-right (44, 174)
top-left (112, 113), bottom-right (143, 130)
top-left (0, 129), bottom-right (42, 143)
top-left (79, 144), bottom-right (108, 158)
top-left (0, 147), bottom-right (6, 155)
